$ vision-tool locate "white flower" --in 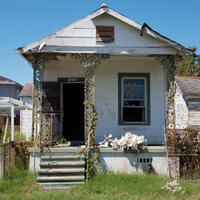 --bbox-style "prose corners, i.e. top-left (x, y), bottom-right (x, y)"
top-left (161, 180), bottom-right (185, 195)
